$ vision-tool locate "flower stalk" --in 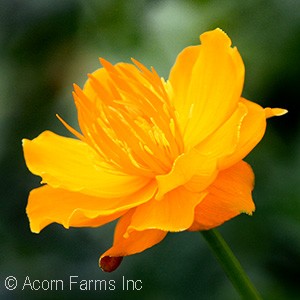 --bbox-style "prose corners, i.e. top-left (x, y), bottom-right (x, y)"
top-left (201, 229), bottom-right (262, 299)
